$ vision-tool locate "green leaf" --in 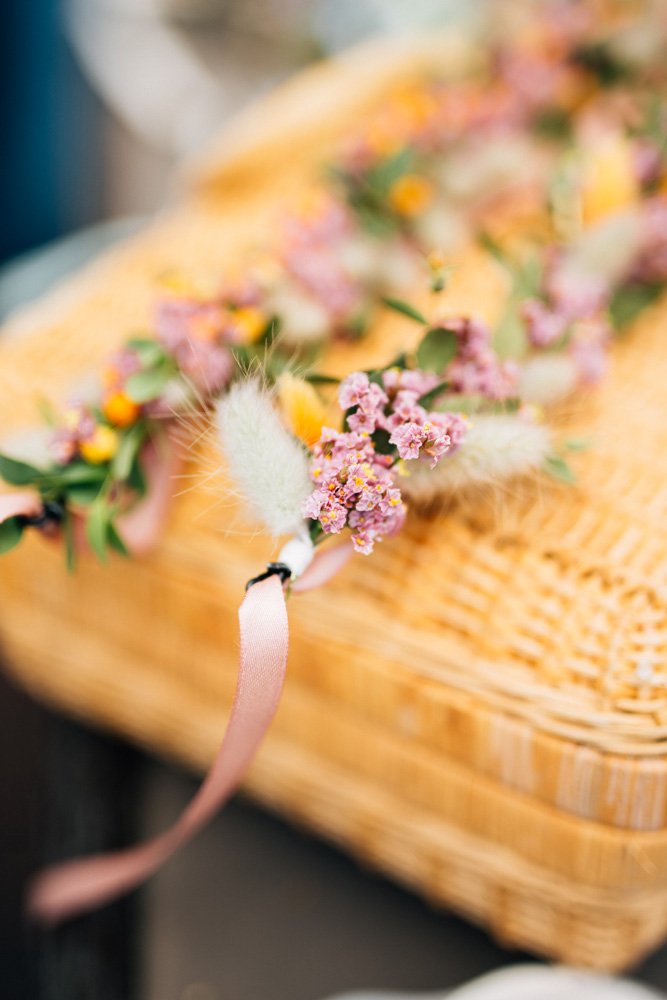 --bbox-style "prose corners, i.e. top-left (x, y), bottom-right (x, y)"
top-left (493, 307), bottom-right (528, 361)
top-left (544, 454), bottom-right (577, 485)
top-left (367, 147), bottom-right (413, 194)
top-left (371, 428), bottom-right (394, 455)
top-left (50, 462), bottom-right (108, 486)
top-left (382, 298), bottom-right (427, 325)
top-left (63, 511), bottom-right (76, 573)
top-left (125, 365), bottom-right (174, 404)
top-left (86, 499), bottom-right (111, 563)
top-left (532, 107), bottom-right (572, 141)
top-left (107, 521), bottom-right (129, 557)
top-left (66, 482), bottom-right (103, 506)
top-left (112, 422), bottom-right (147, 482)
top-left (416, 327), bottom-right (458, 373)
top-left (0, 517), bottom-right (24, 555)
top-left (609, 282), bottom-right (663, 330)
top-left (304, 373), bottom-right (341, 385)
top-left (564, 437), bottom-right (591, 453)
top-left (125, 337), bottom-right (167, 367)
top-left (478, 231), bottom-right (510, 267)
top-left (127, 455), bottom-right (147, 496)
top-left (417, 381), bottom-right (449, 410)
top-left (0, 454), bottom-right (45, 486)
